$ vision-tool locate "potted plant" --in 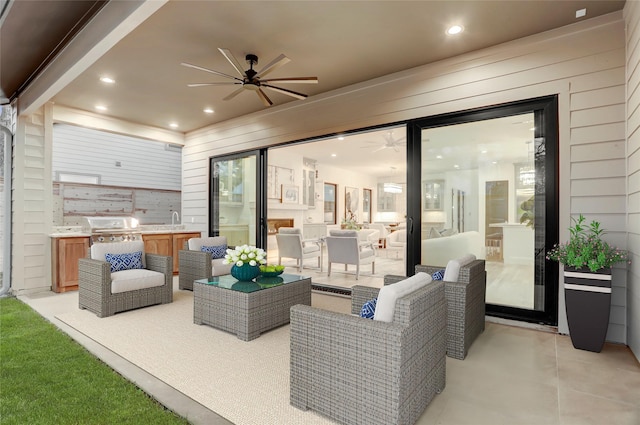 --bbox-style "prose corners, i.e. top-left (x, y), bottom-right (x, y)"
top-left (547, 214), bottom-right (629, 352)
top-left (341, 210), bottom-right (359, 230)
top-left (223, 245), bottom-right (267, 281)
